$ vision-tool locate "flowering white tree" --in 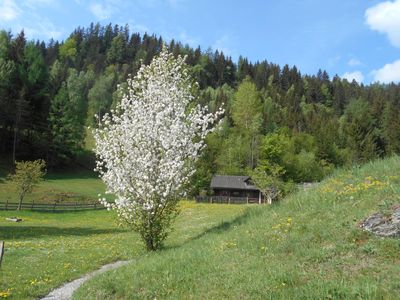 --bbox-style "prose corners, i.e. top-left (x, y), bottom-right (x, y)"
top-left (93, 47), bottom-right (223, 250)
